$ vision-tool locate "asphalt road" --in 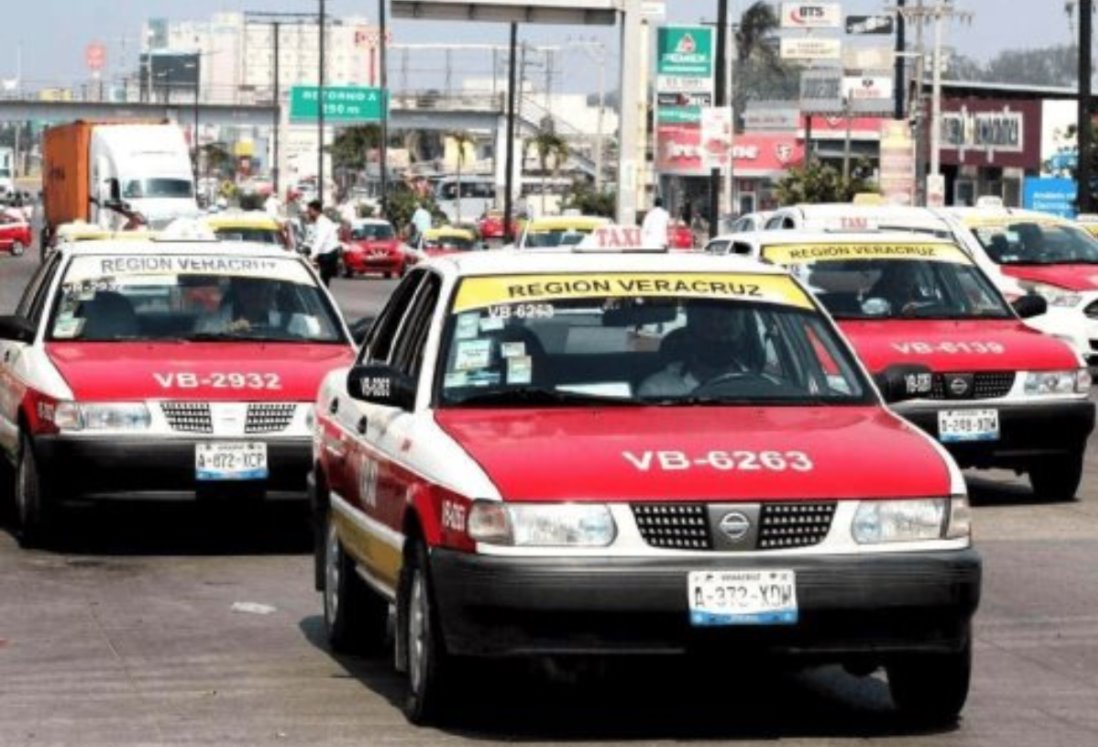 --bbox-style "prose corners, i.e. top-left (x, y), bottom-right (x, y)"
top-left (3, 249), bottom-right (1098, 746)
